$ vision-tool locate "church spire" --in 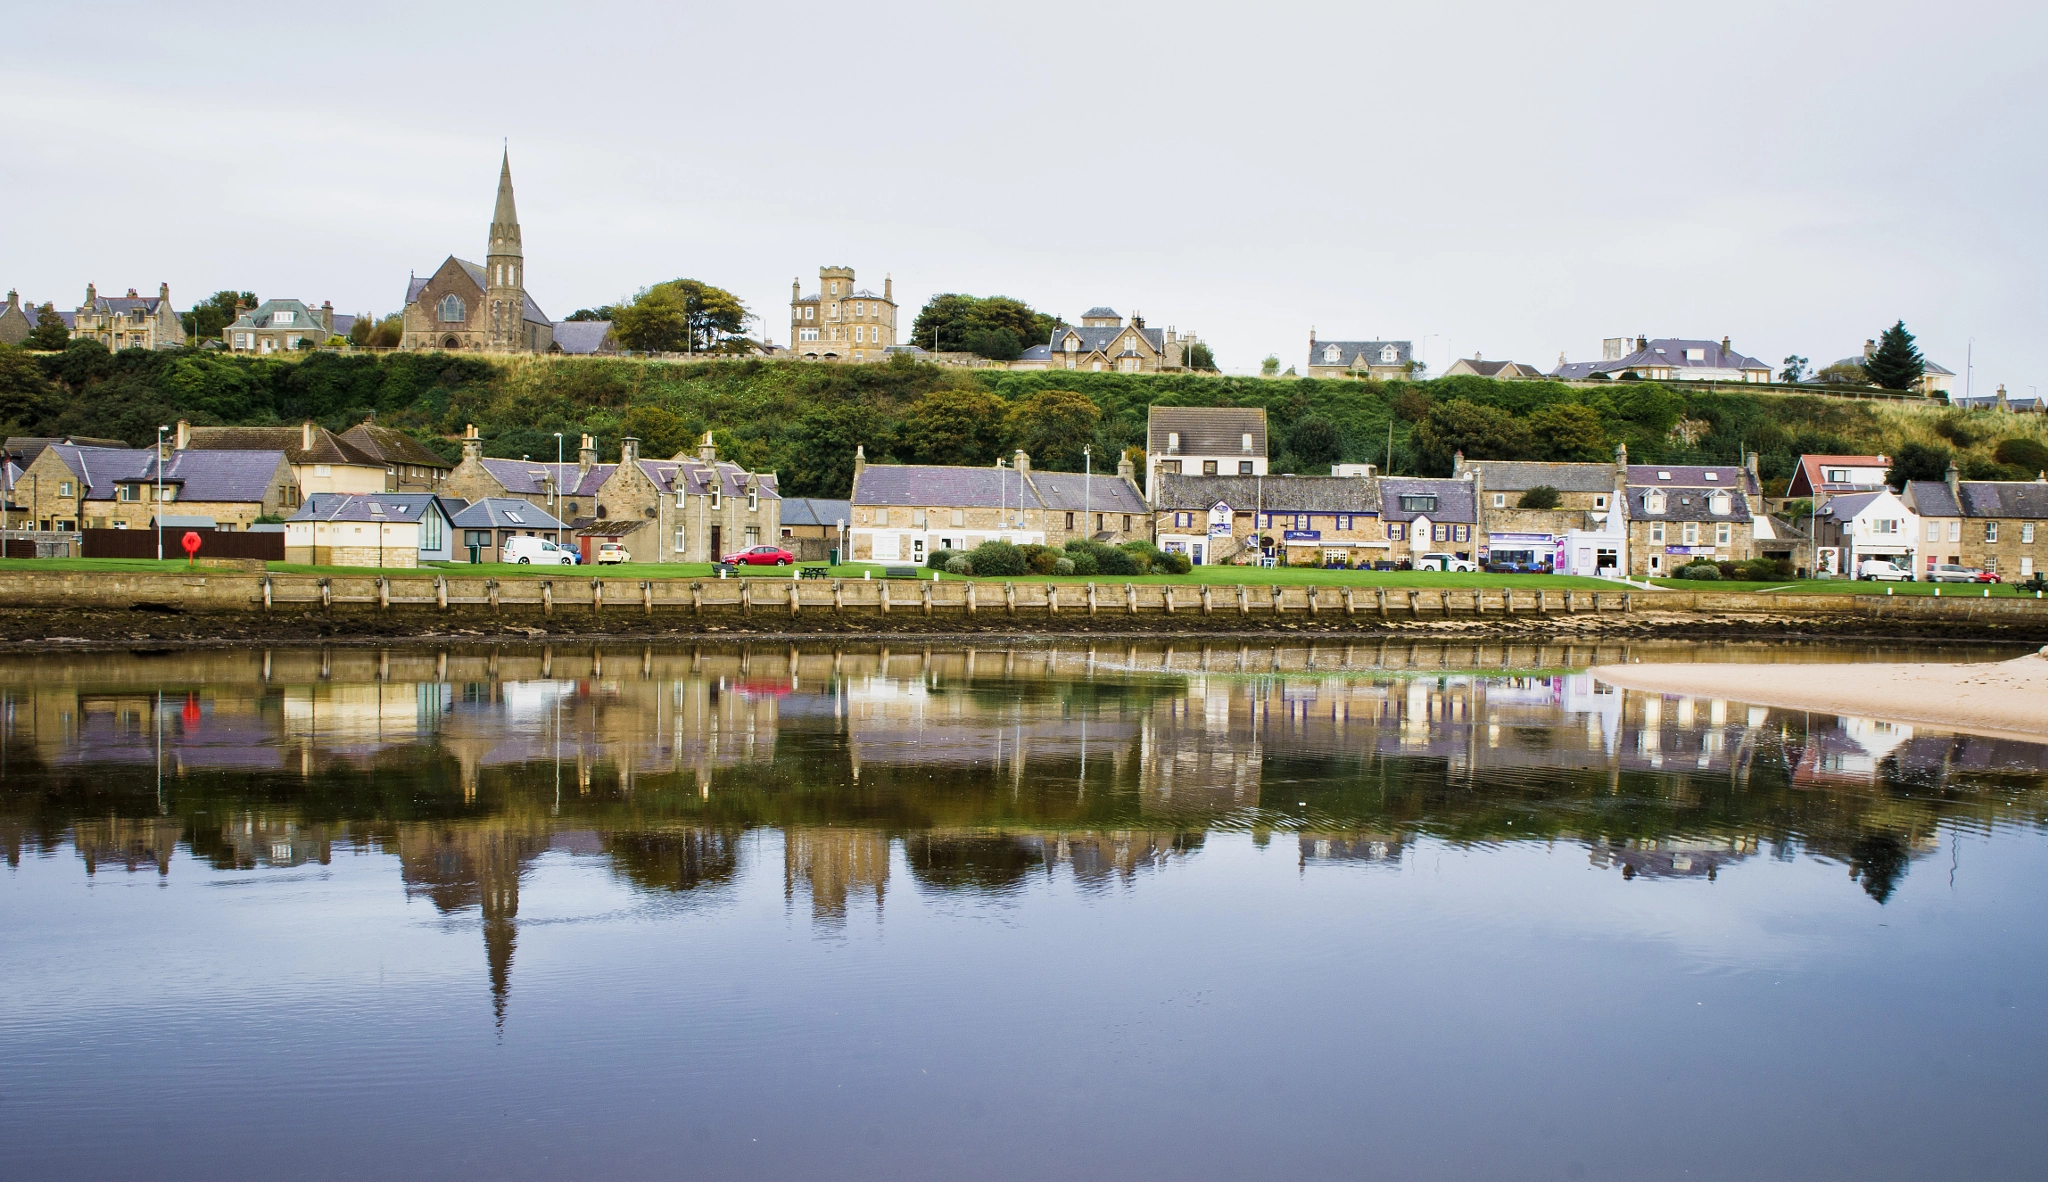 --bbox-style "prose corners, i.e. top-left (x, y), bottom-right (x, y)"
top-left (489, 147), bottom-right (521, 260)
